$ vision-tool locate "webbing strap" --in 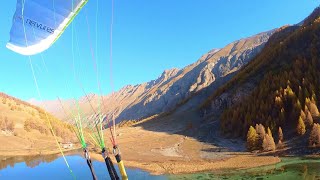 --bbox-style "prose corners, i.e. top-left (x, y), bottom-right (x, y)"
top-left (104, 156), bottom-right (119, 180)
top-left (84, 149), bottom-right (98, 180)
